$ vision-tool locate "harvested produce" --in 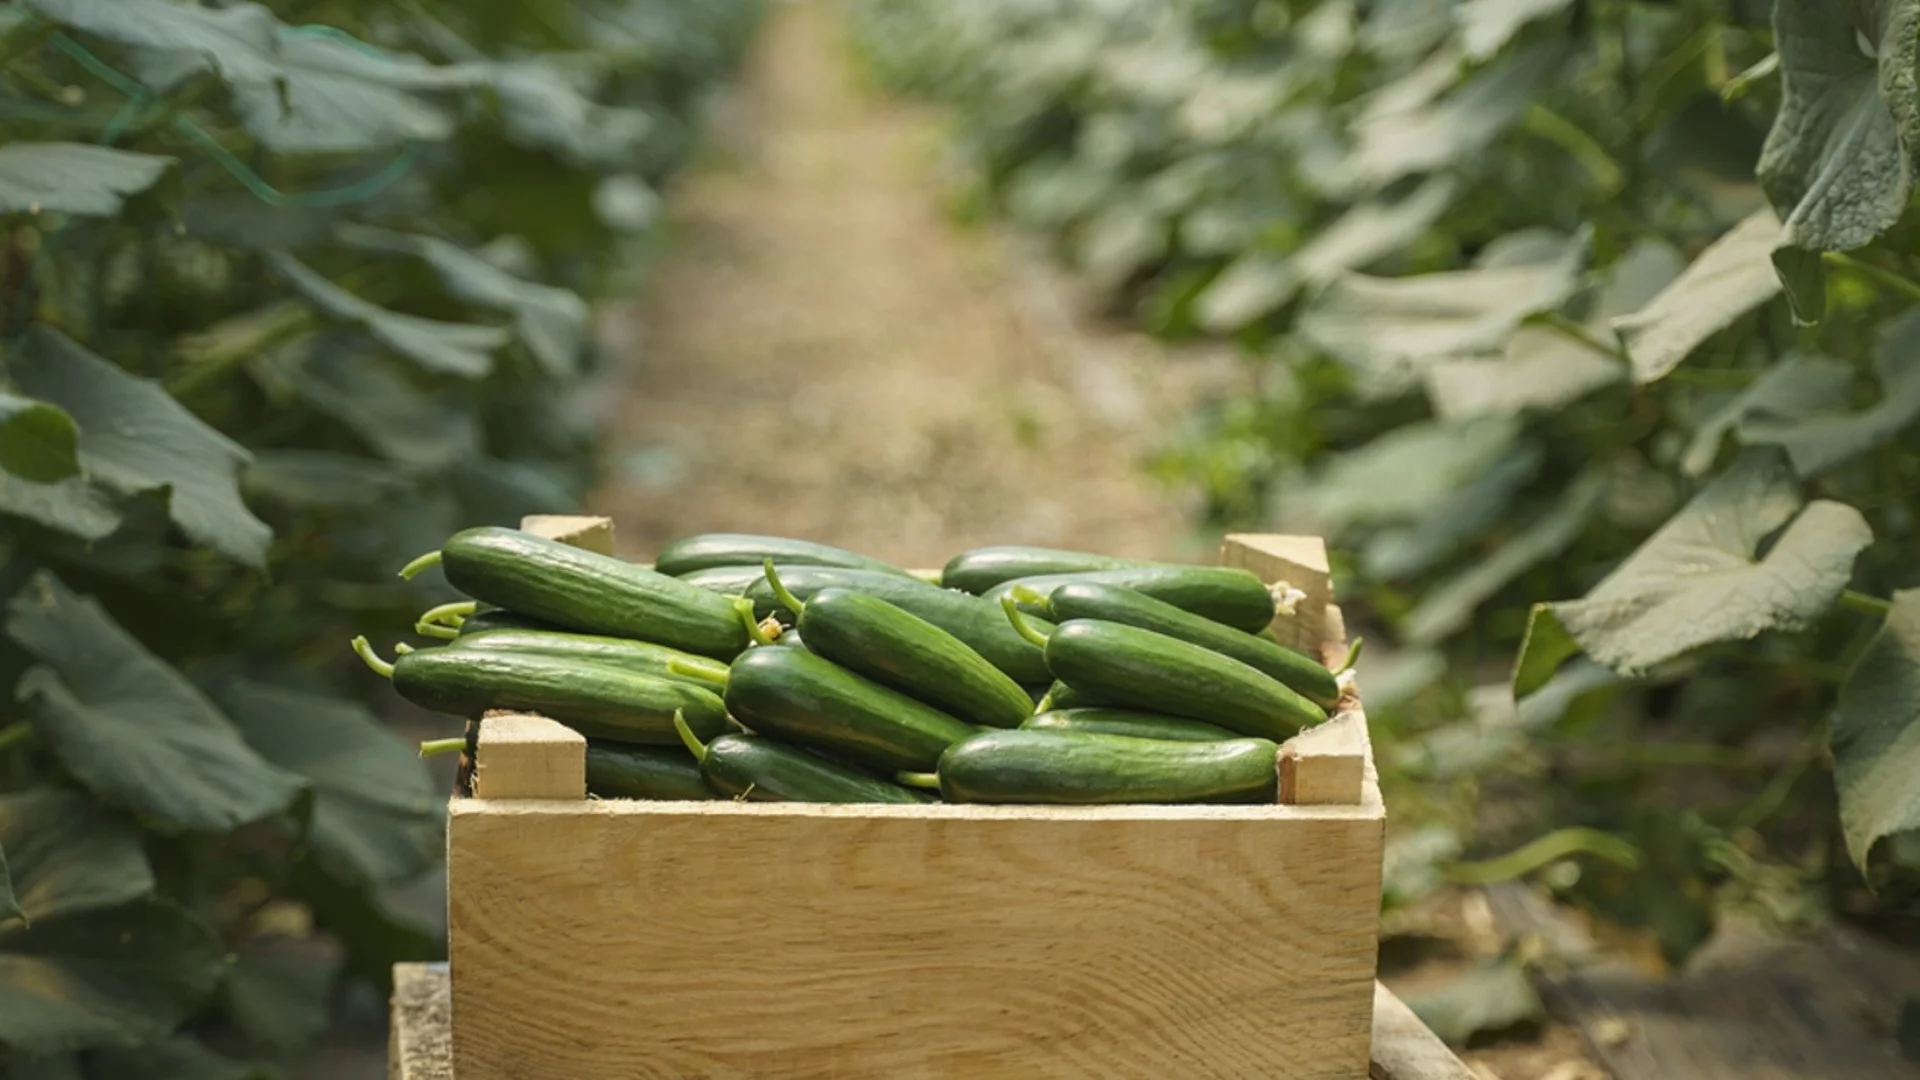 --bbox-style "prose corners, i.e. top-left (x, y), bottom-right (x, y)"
top-left (985, 566), bottom-right (1278, 634)
top-left (934, 728), bottom-right (1280, 804)
top-left (940, 544), bottom-right (1155, 594)
top-left (448, 628), bottom-right (731, 688)
top-left (655, 532), bottom-right (912, 578)
top-left (722, 645), bottom-right (976, 773)
top-left (1022, 708), bottom-right (1238, 742)
top-left (586, 741), bottom-right (718, 801)
top-left (674, 712), bottom-right (932, 803)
